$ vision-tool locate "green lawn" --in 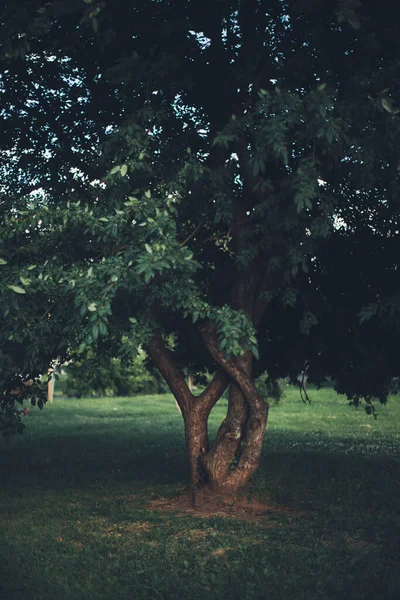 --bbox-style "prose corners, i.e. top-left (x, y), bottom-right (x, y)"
top-left (1, 387), bottom-right (399, 600)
